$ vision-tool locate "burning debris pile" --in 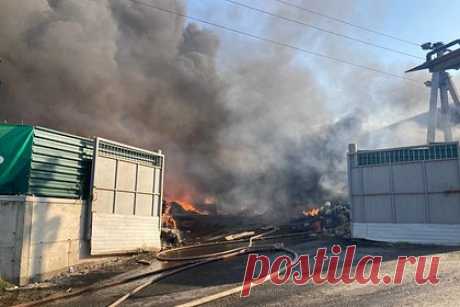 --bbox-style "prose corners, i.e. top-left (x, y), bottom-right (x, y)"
top-left (280, 201), bottom-right (351, 238)
top-left (161, 199), bottom-right (351, 247)
top-left (161, 199), bottom-right (228, 246)
top-left (314, 202), bottom-right (351, 238)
